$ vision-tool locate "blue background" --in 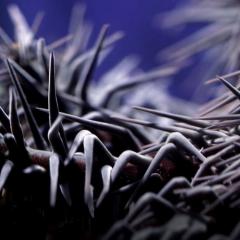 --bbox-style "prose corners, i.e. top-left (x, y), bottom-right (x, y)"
top-left (0, 0), bottom-right (208, 102)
